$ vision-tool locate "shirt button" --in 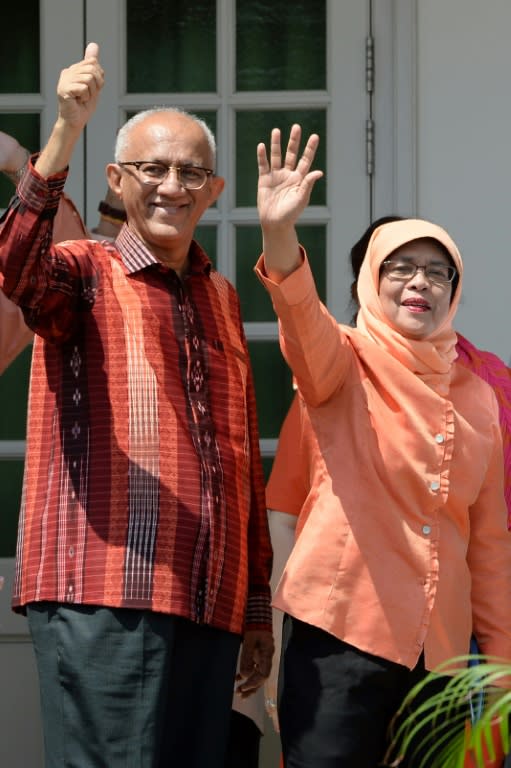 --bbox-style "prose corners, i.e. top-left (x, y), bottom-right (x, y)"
top-left (422, 525), bottom-right (432, 535)
top-left (430, 480), bottom-right (440, 491)
top-left (435, 434), bottom-right (444, 444)
top-left (69, 546), bottom-right (75, 558)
